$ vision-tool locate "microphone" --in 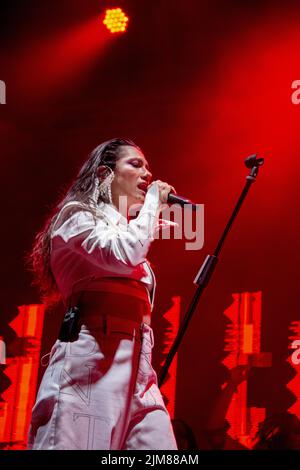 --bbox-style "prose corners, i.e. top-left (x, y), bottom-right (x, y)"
top-left (167, 192), bottom-right (198, 211)
top-left (244, 154), bottom-right (264, 168)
